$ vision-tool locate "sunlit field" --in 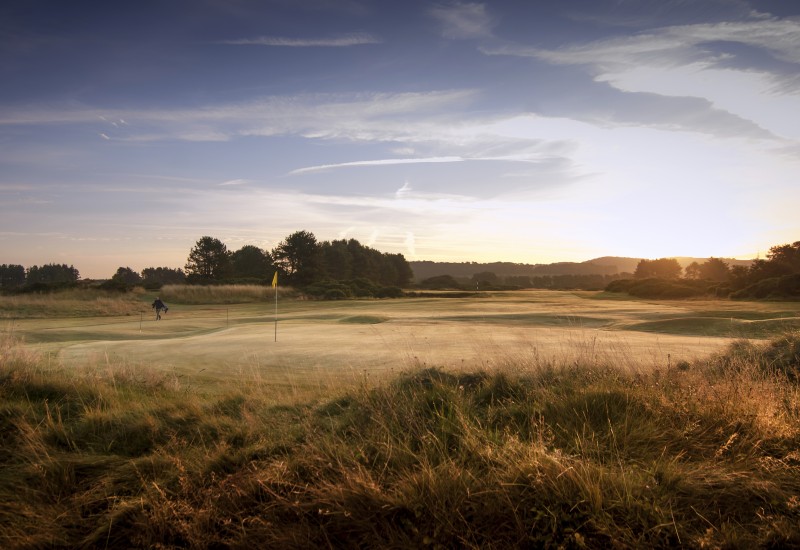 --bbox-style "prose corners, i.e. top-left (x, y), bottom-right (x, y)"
top-left (2, 287), bottom-right (799, 547)
top-left (8, 289), bottom-right (800, 395)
